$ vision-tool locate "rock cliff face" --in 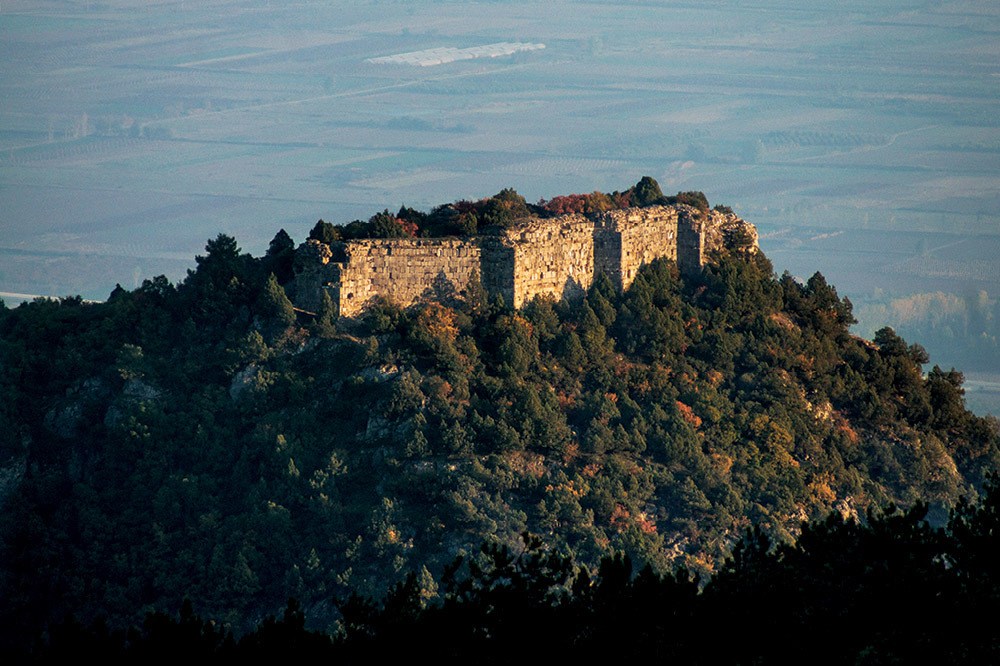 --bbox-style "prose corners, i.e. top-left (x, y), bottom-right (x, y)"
top-left (290, 204), bottom-right (757, 317)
